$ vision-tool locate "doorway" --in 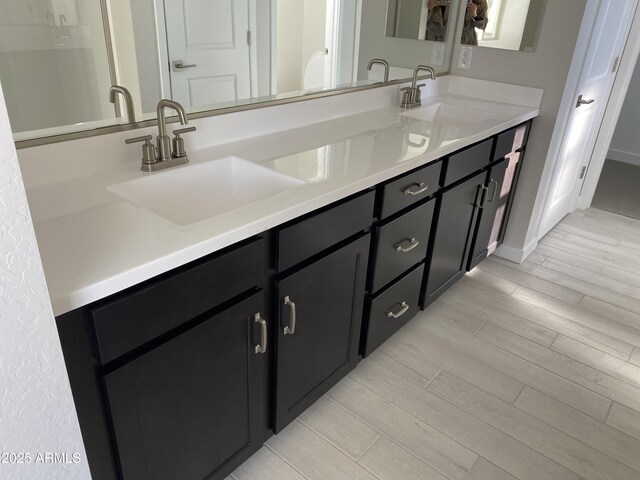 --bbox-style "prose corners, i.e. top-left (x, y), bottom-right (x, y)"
top-left (590, 60), bottom-right (640, 220)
